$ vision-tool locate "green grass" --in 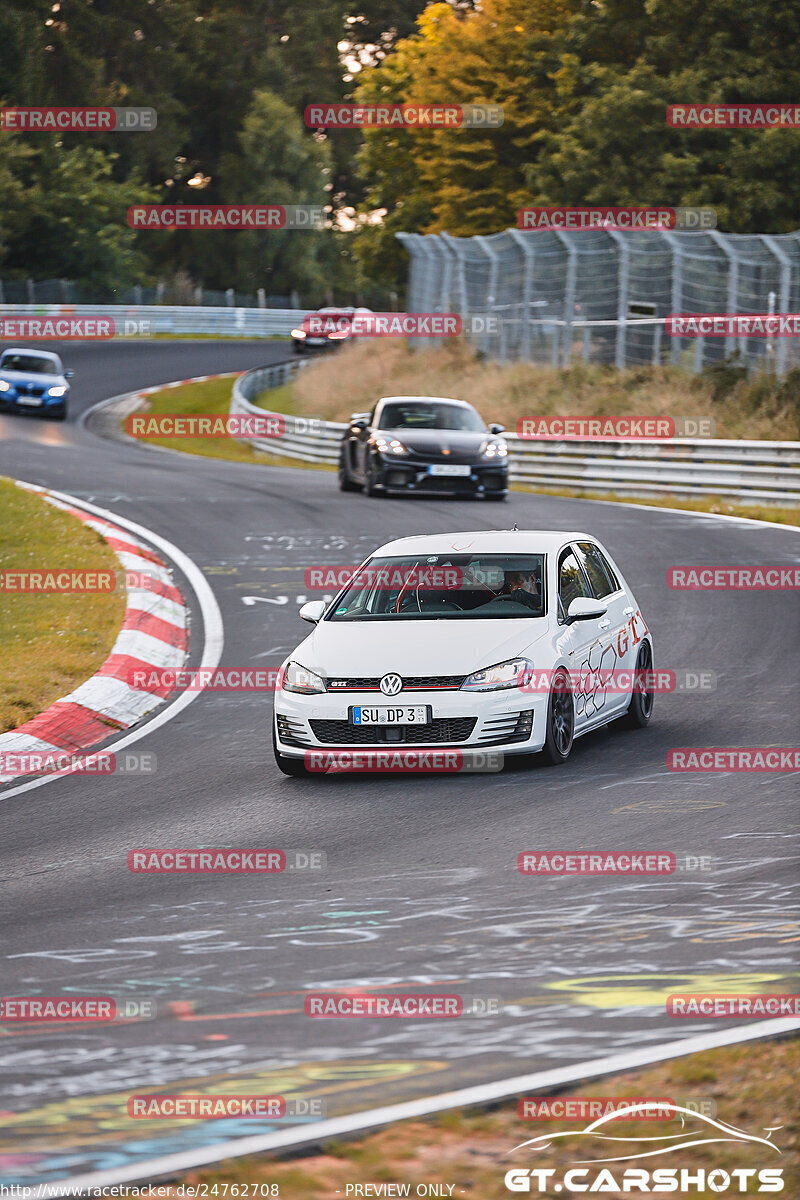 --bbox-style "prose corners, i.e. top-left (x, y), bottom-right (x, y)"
top-left (126, 375), bottom-right (333, 470)
top-left (0, 478), bottom-right (126, 732)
